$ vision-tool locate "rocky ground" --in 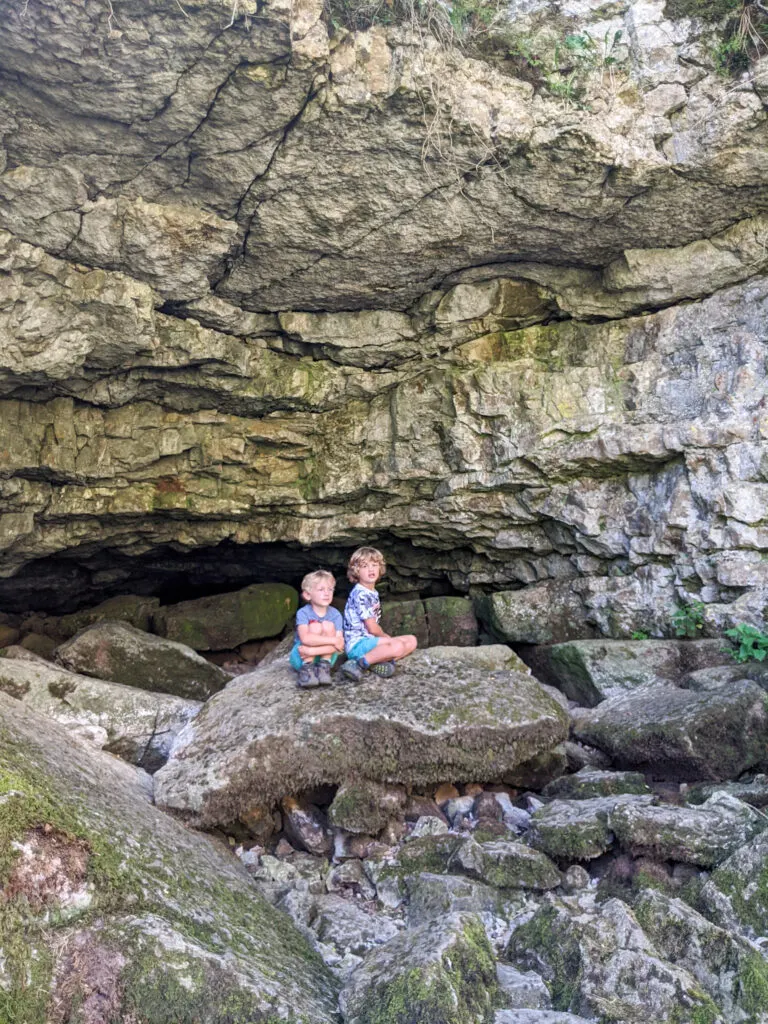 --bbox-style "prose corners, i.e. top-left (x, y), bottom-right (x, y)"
top-left (1, 591), bottom-right (768, 1022)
